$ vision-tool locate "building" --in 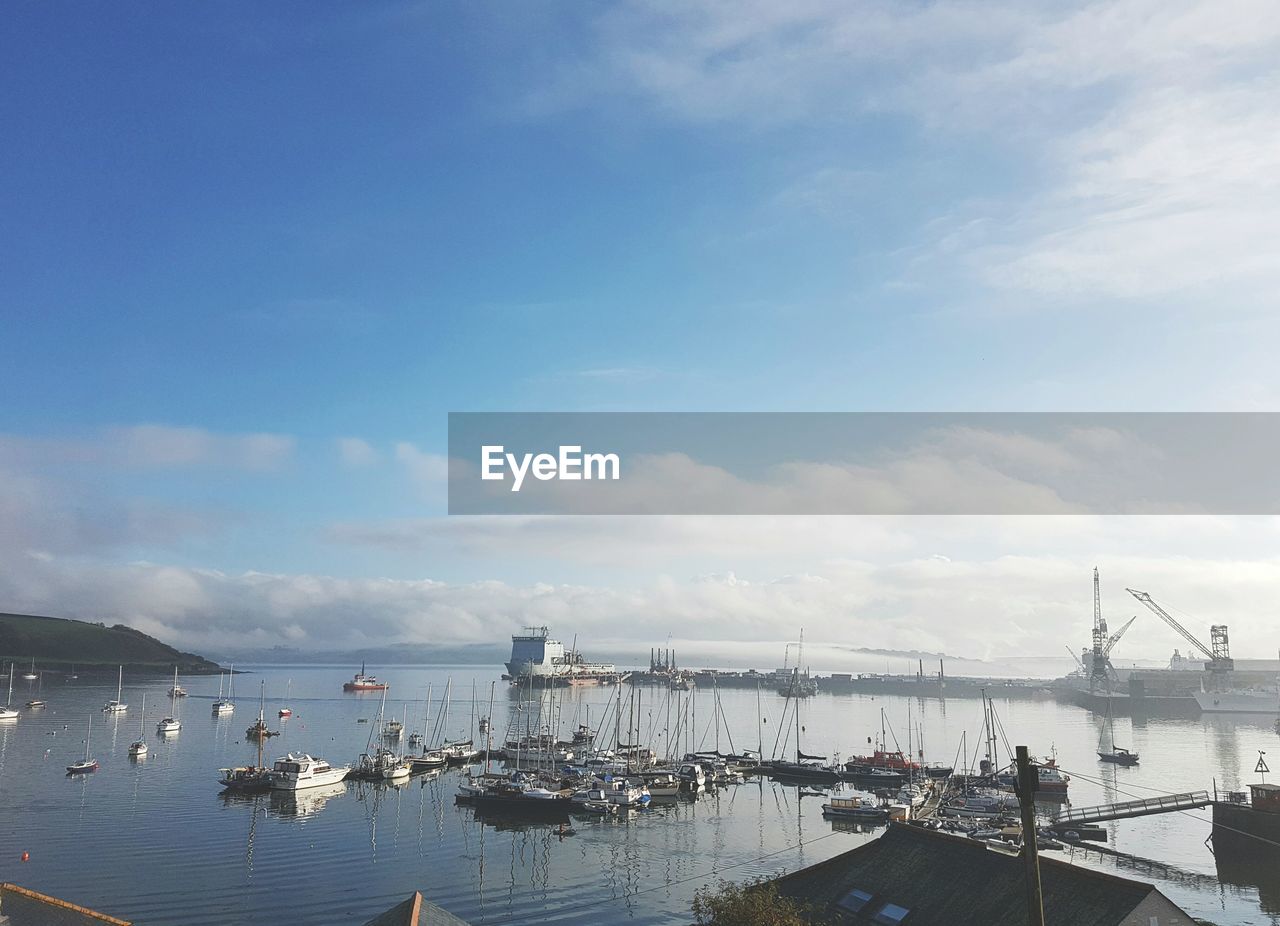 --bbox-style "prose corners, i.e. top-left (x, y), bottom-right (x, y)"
top-left (770, 824), bottom-right (1195, 925)
top-left (360, 892), bottom-right (472, 926)
top-left (0, 883), bottom-right (131, 925)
